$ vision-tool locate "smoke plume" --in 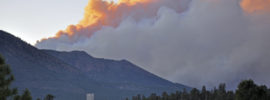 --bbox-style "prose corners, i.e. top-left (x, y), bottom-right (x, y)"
top-left (36, 0), bottom-right (270, 89)
top-left (241, 0), bottom-right (270, 13)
